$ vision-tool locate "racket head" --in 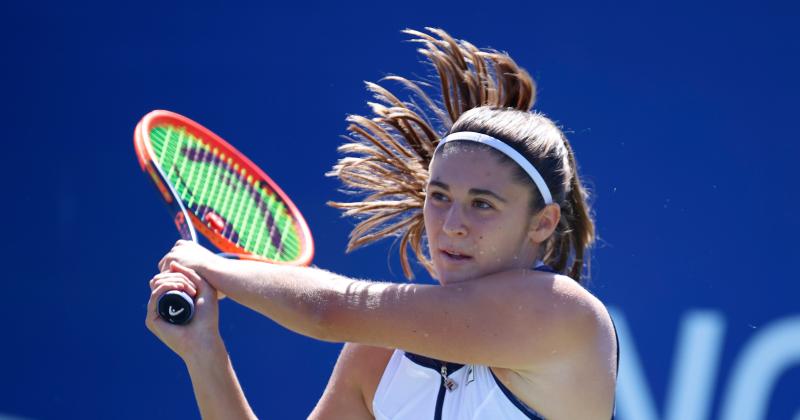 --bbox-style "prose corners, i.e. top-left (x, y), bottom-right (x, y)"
top-left (134, 110), bottom-right (314, 266)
